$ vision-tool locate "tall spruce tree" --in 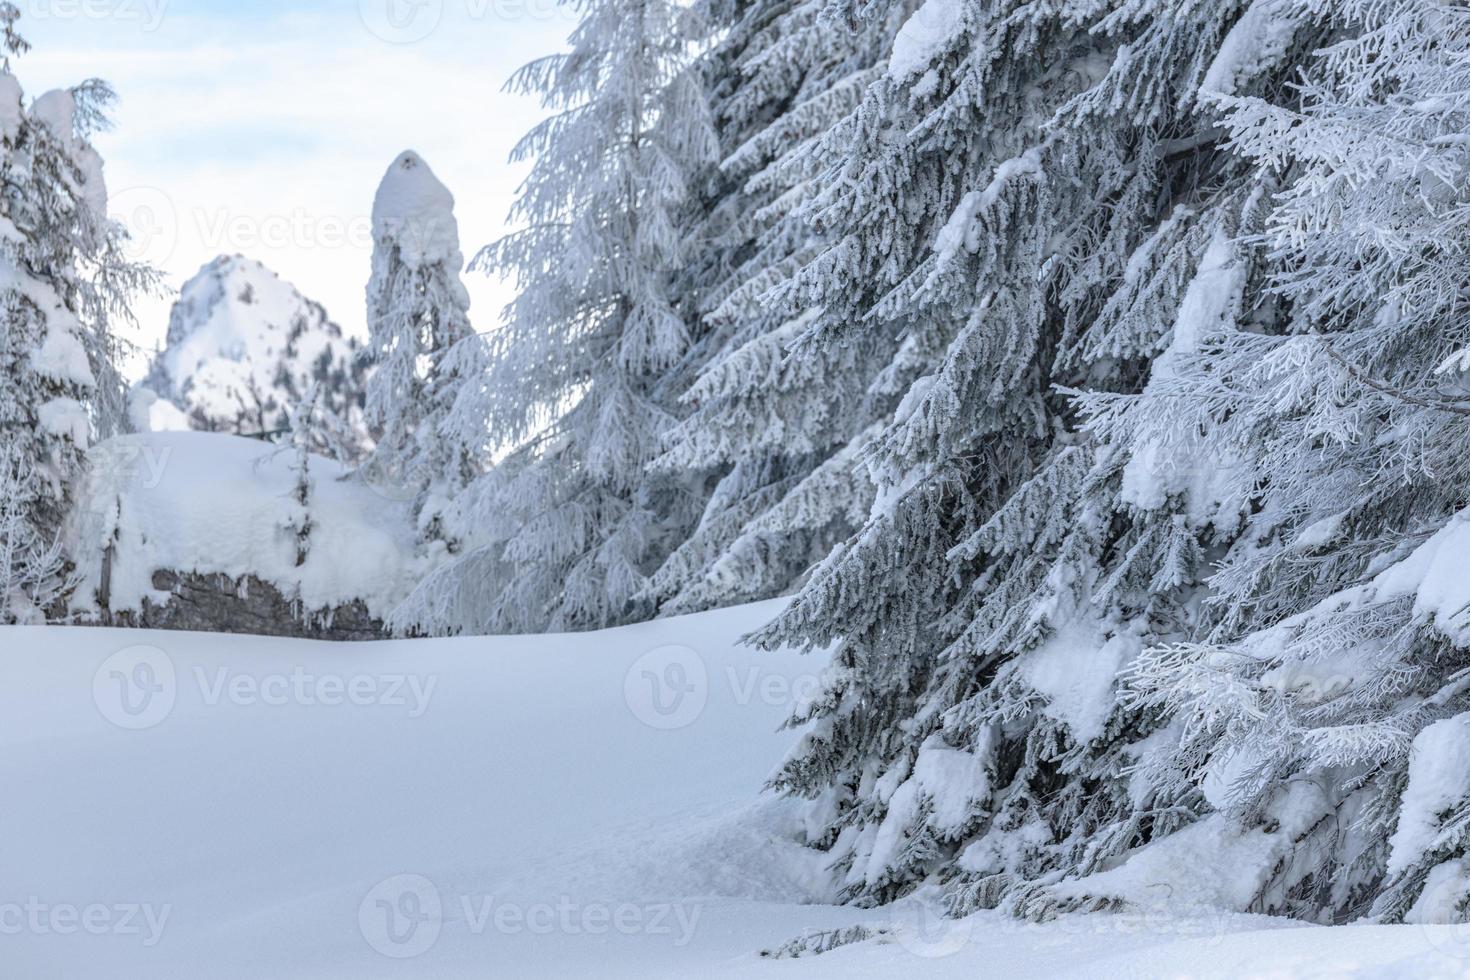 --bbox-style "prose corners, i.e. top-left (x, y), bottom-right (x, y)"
top-left (380, 0), bottom-right (1470, 929)
top-left (393, 0), bottom-right (718, 634)
top-left (362, 151), bottom-right (484, 551)
top-left (0, 7), bottom-right (153, 623)
top-left (639, 0), bottom-right (913, 615)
